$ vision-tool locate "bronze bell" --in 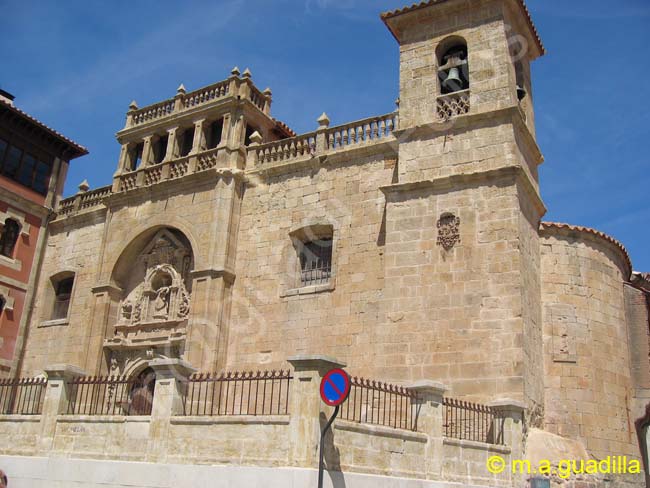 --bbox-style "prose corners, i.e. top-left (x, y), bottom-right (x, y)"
top-left (442, 67), bottom-right (464, 92)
